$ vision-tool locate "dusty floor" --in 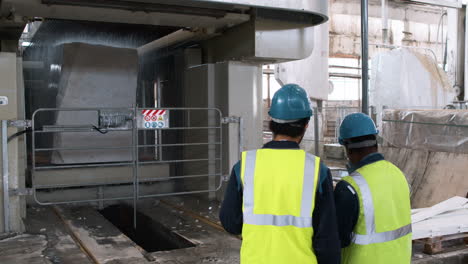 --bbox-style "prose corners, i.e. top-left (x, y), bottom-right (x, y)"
top-left (0, 195), bottom-right (467, 264)
top-left (0, 196), bottom-right (240, 264)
